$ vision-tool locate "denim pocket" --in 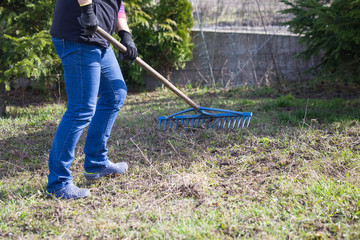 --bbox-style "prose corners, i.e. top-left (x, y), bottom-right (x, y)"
top-left (52, 37), bottom-right (65, 59)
